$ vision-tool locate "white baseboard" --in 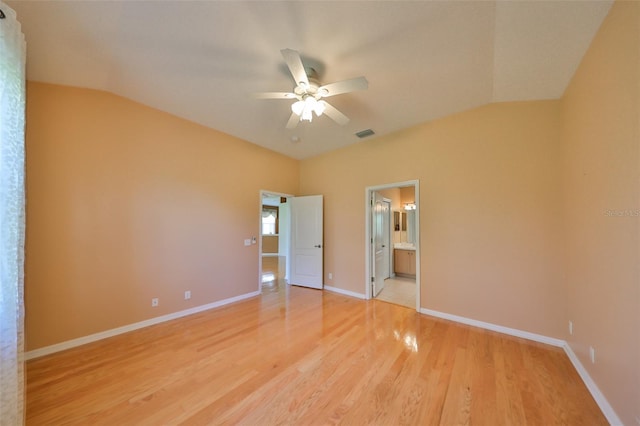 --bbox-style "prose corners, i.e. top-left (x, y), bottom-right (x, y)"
top-left (324, 285), bottom-right (366, 300)
top-left (419, 307), bottom-right (565, 347)
top-left (562, 343), bottom-right (623, 426)
top-left (419, 307), bottom-right (621, 425)
top-left (25, 290), bottom-right (260, 360)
